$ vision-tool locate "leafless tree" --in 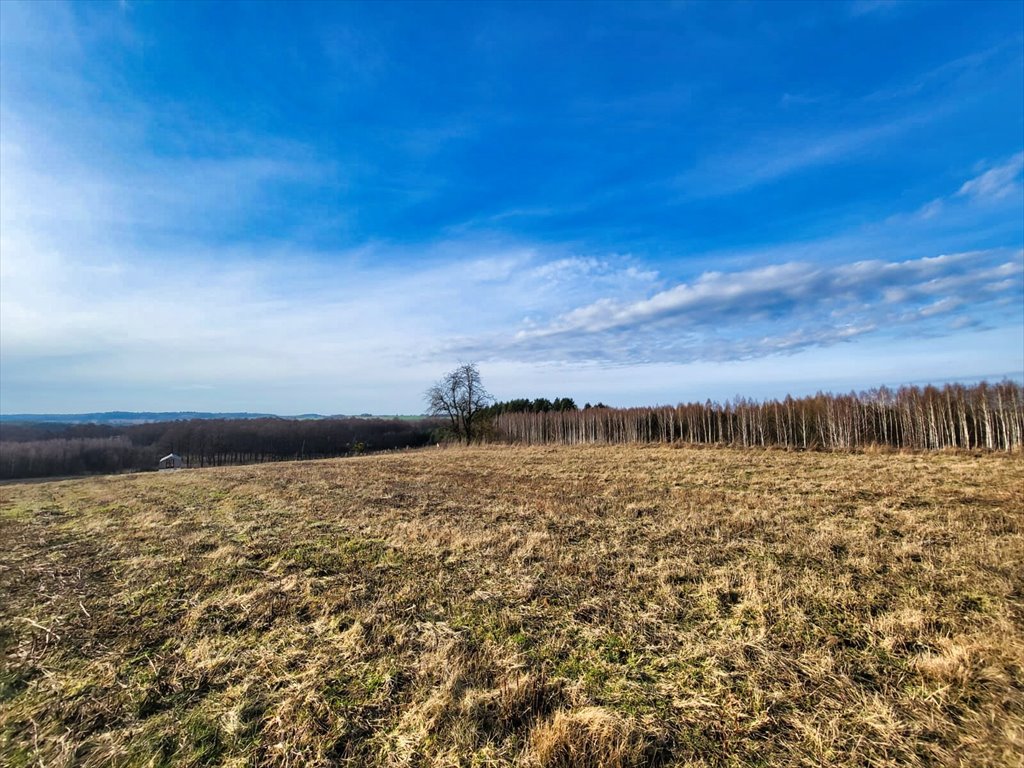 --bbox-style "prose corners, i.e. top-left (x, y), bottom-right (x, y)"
top-left (425, 362), bottom-right (493, 444)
